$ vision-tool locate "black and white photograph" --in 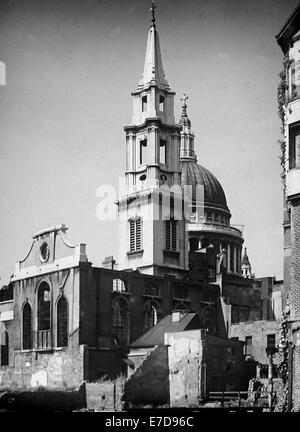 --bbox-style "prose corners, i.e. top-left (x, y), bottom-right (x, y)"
top-left (0, 0), bottom-right (300, 421)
